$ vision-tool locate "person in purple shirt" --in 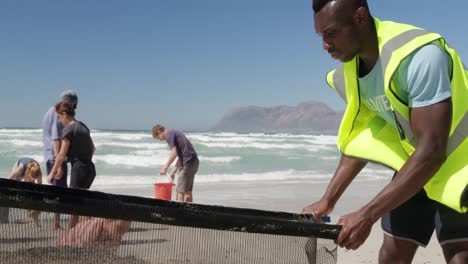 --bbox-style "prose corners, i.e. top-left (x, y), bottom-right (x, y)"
top-left (42, 90), bottom-right (78, 230)
top-left (152, 124), bottom-right (199, 202)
